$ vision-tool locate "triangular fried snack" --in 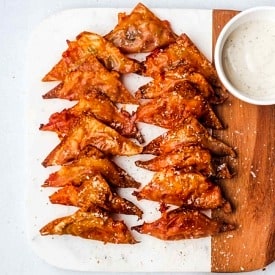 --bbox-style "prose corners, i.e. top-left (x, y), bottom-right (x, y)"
top-left (135, 64), bottom-right (225, 103)
top-left (42, 31), bottom-right (141, 81)
top-left (136, 93), bottom-right (204, 128)
top-left (43, 156), bottom-right (141, 188)
top-left (136, 77), bottom-right (197, 99)
top-left (40, 93), bottom-right (143, 142)
top-left (40, 208), bottom-right (137, 244)
top-left (42, 55), bottom-right (138, 104)
top-left (132, 207), bottom-right (235, 240)
top-left (143, 117), bottom-right (236, 157)
top-left (49, 174), bottom-right (143, 218)
top-left (104, 3), bottom-right (177, 53)
top-left (142, 33), bottom-right (227, 96)
top-left (136, 93), bottom-right (223, 130)
top-left (136, 147), bottom-right (232, 179)
top-left (42, 115), bottom-right (143, 167)
top-left (133, 169), bottom-right (230, 211)
top-left (136, 146), bottom-right (214, 176)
